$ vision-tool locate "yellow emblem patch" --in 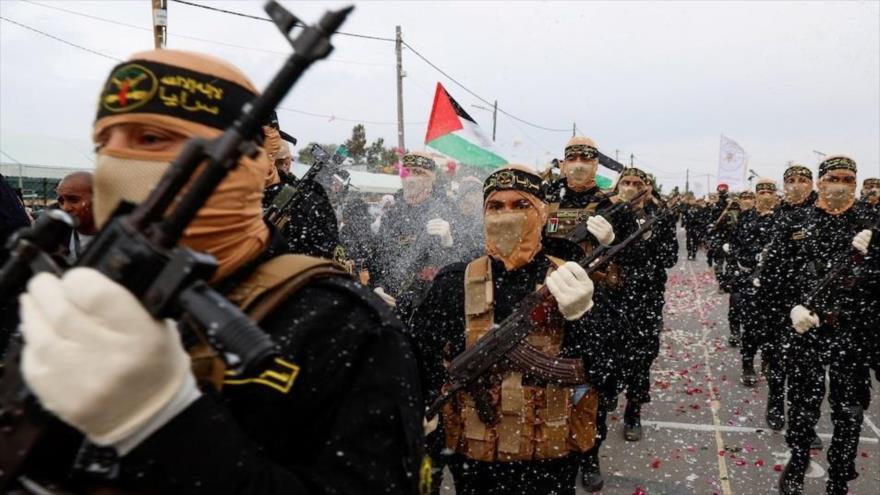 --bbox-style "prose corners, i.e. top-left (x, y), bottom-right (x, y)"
top-left (792, 230), bottom-right (807, 240)
top-left (102, 64), bottom-right (159, 113)
top-left (224, 357), bottom-right (300, 394)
